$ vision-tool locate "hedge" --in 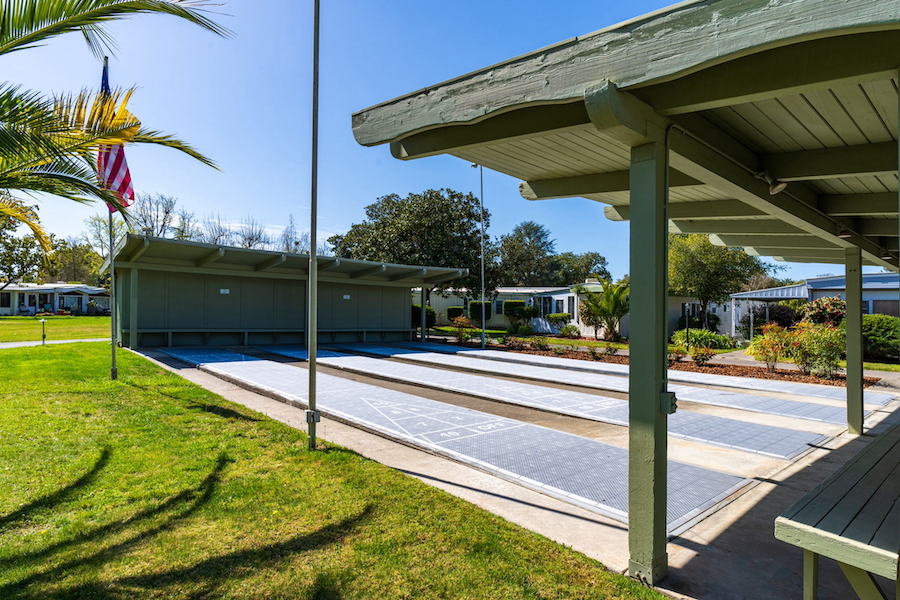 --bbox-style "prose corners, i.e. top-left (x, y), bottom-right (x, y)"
top-left (447, 306), bottom-right (465, 321)
top-left (671, 328), bottom-right (735, 349)
top-left (411, 304), bottom-right (436, 329)
top-left (468, 301), bottom-right (492, 323)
